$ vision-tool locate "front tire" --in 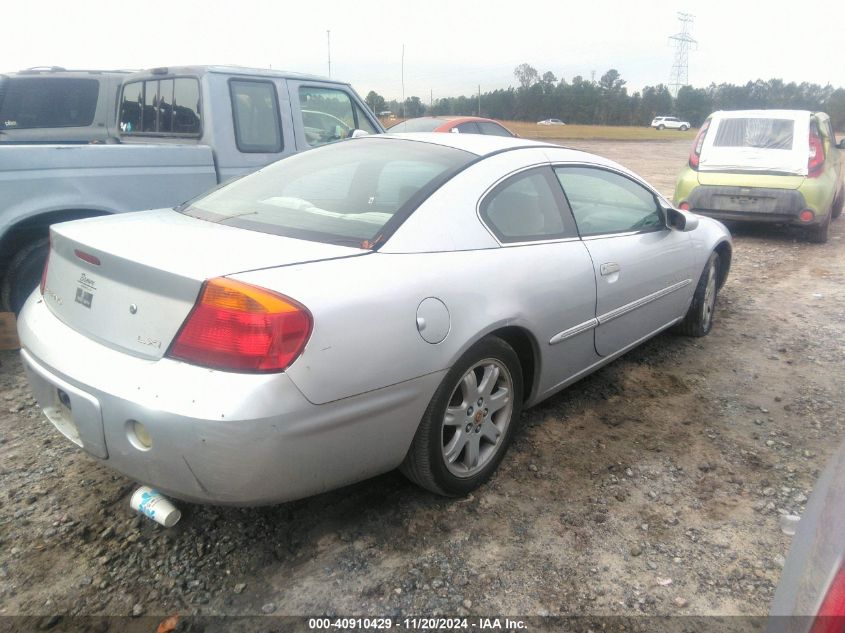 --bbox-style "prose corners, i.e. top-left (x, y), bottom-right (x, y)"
top-left (657, 124), bottom-right (665, 130)
top-left (680, 124), bottom-right (689, 131)
top-left (401, 337), bottom-right (524, 496)
top-left (676, 252), bottom-right (720, 337)
top-left (1, 238), bottom-right (49, 314)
